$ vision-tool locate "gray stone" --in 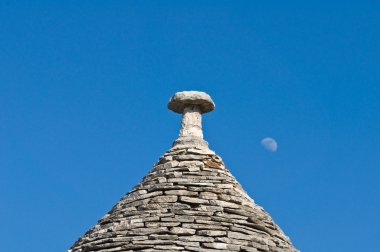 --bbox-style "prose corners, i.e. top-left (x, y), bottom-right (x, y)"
top-left (170, 227), bottom-right (196, 235)
top-left (167, 91), bottom-right (215, 114)
top-left (148, 234), bottom-right (178, 240)
top-left (161, 215), bottom-right (195, 223)
top-left (196, 230), bottom-right (227, 237)
top-left (228, 231), bottom-right (253, 241)
top-left (179, 196), bottom-right (209, 204)
top-left (150, 195), bottom-right (178, 203)
top-left (199, 192), bottom-right (218, 200)
top-left (203, 242), bottom-right (228, 249)
top-left (164, 190), bottom-right (198, 196)
top-left (178, 236), bottom-right (214, 242)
